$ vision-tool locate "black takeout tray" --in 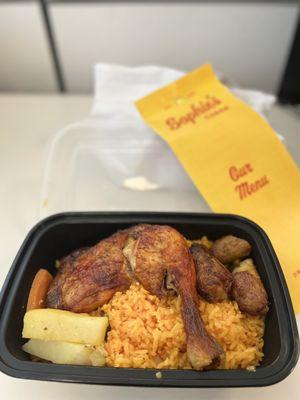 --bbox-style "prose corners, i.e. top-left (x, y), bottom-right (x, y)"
top-left (0, 212), bottom-right (298, 387)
